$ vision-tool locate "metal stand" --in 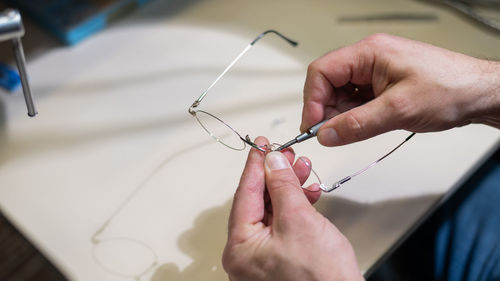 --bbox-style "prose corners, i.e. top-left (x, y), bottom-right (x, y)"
top-left (0, 9), bottom-right (37, 117)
